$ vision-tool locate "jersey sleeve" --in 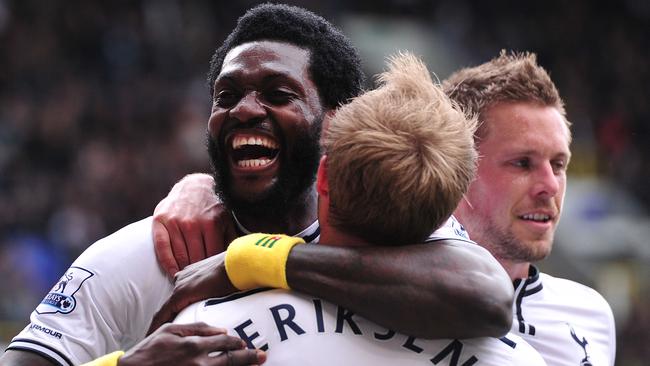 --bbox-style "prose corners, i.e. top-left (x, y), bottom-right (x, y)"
top-left (505, 334), bottom-right (548, 366)
top-left (7, 217), bottom-right (172, 365)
